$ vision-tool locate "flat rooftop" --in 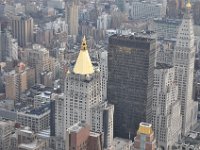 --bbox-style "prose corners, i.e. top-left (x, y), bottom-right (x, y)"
top-left (26, 103), bottom-right (50, 115)
top-left (18, 140), bottom-right (38, 149)
top-left (113, 137), bottom-right (132, 150)
top-left (37, 129), bottom-right (50, 138)
top-left (109, 33), bottom-right (156, 49)
top-left (67, 121), bottom-right (88, 133)
top-left (20, 129), bottom-right (33, 134)
top-left (18, 103), bottom-right (50, 116)
top-left (0, 120), bottom-right (13, 126)
top-left (36, 92), bottom-right (51, 99)
top-left (110, 34), bottom-right (155, 43)
top-left (90, 132), bottom-right (101, 137)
